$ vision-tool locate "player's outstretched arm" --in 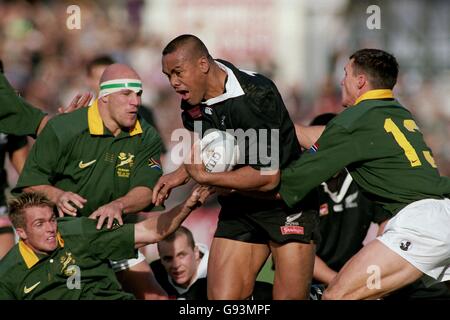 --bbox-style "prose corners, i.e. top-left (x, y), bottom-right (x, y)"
top-left (295, 124), bottom-right (325, 149)
top-left (135, 185), bottom-right (213, 248)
